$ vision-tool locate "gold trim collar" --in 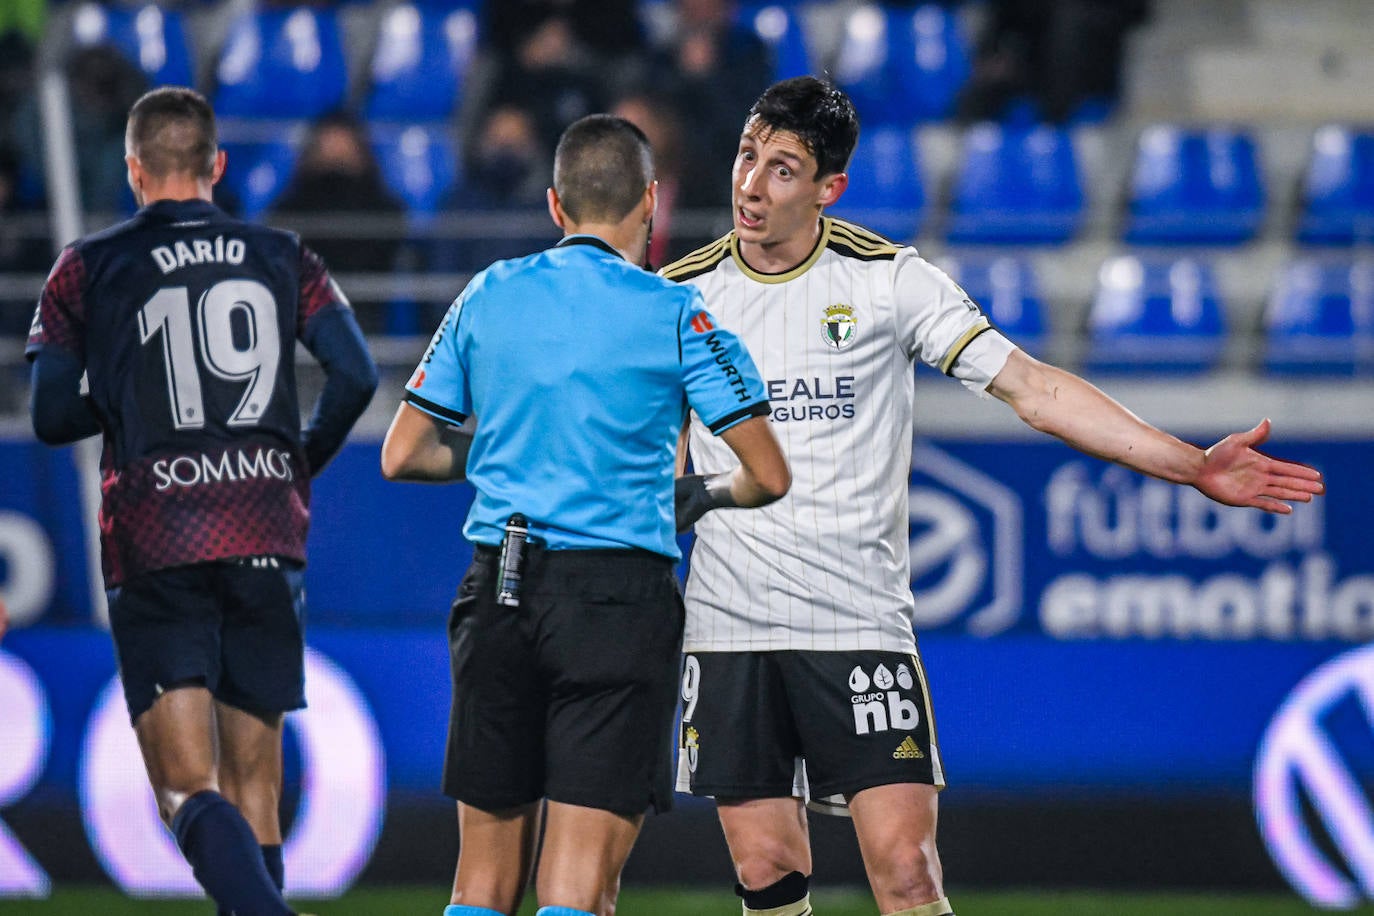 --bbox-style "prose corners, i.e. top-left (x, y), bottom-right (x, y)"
top-left (730, 217), bottom-right (832, 284)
